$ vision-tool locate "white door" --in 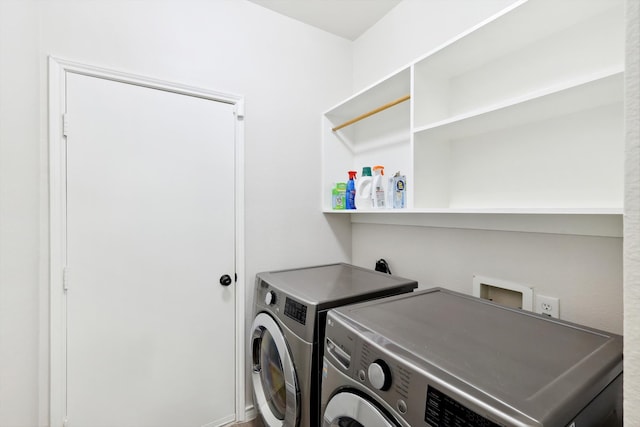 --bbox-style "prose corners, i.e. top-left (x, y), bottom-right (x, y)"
top-left (64, 71), bottom-right (237, 427)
